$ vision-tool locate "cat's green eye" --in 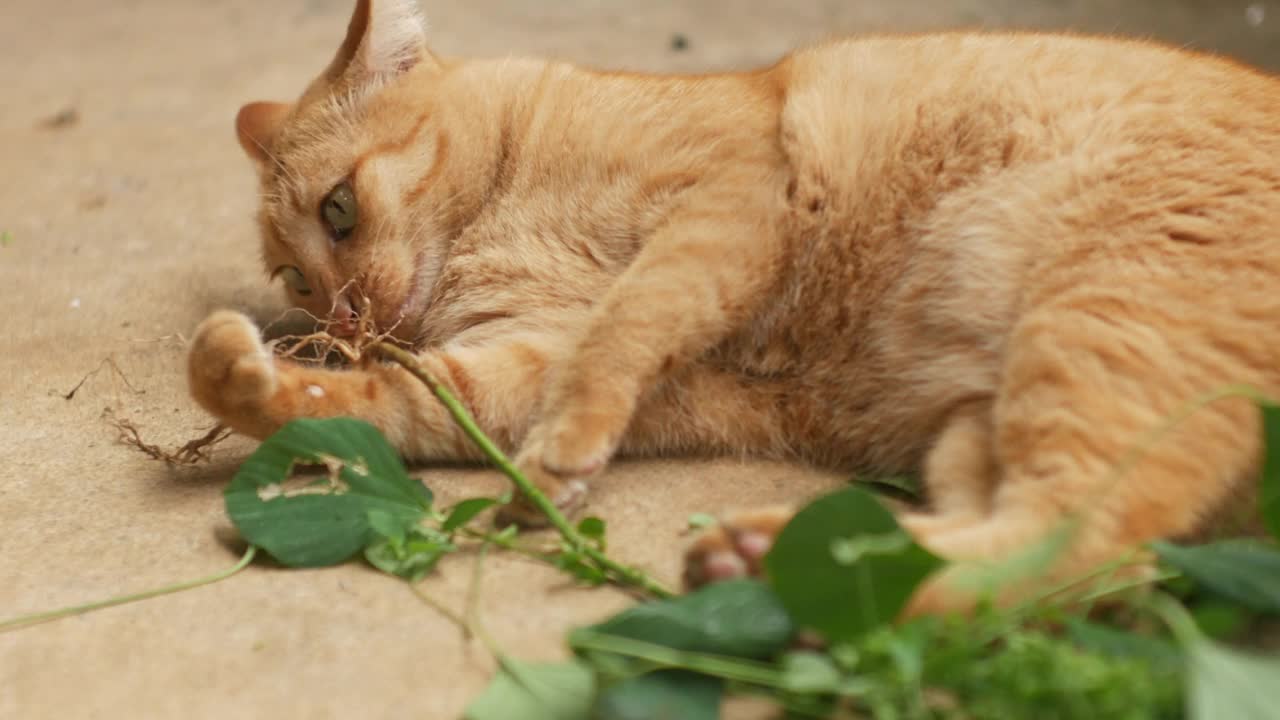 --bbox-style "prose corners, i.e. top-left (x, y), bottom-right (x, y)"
top-left (278, 265), bottom-right (312, 296)
top-left (322, 182), bottom-right (357, 240)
